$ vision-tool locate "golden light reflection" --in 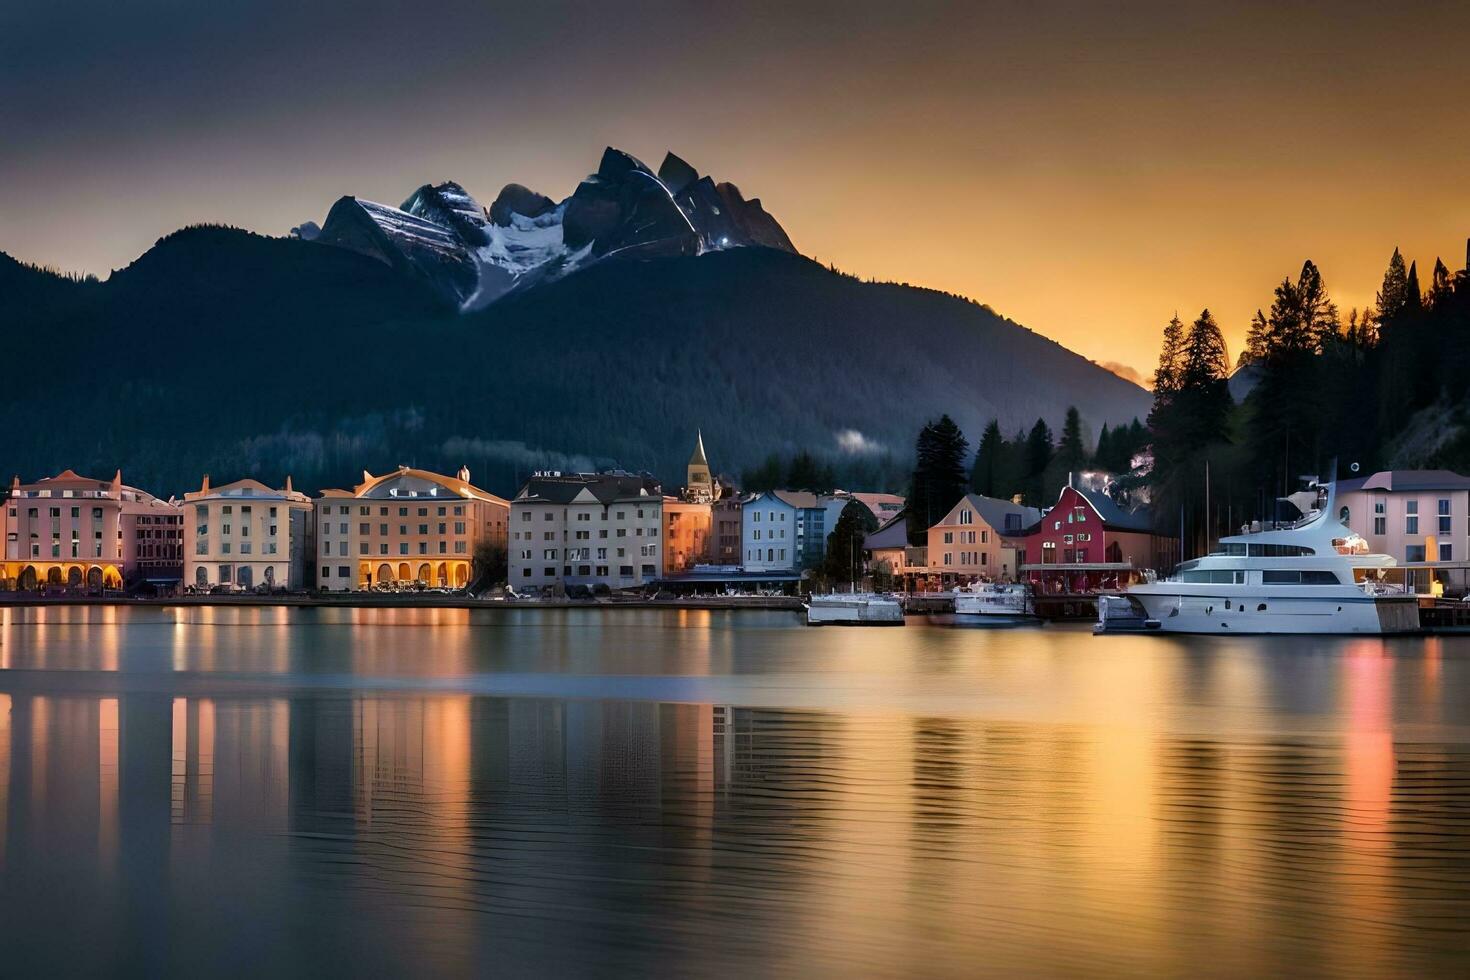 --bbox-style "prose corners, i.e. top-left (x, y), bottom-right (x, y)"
top-left (0, 692), bottom-right (9, 868)
top-left (98, 697), bottom-right (118, 867)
